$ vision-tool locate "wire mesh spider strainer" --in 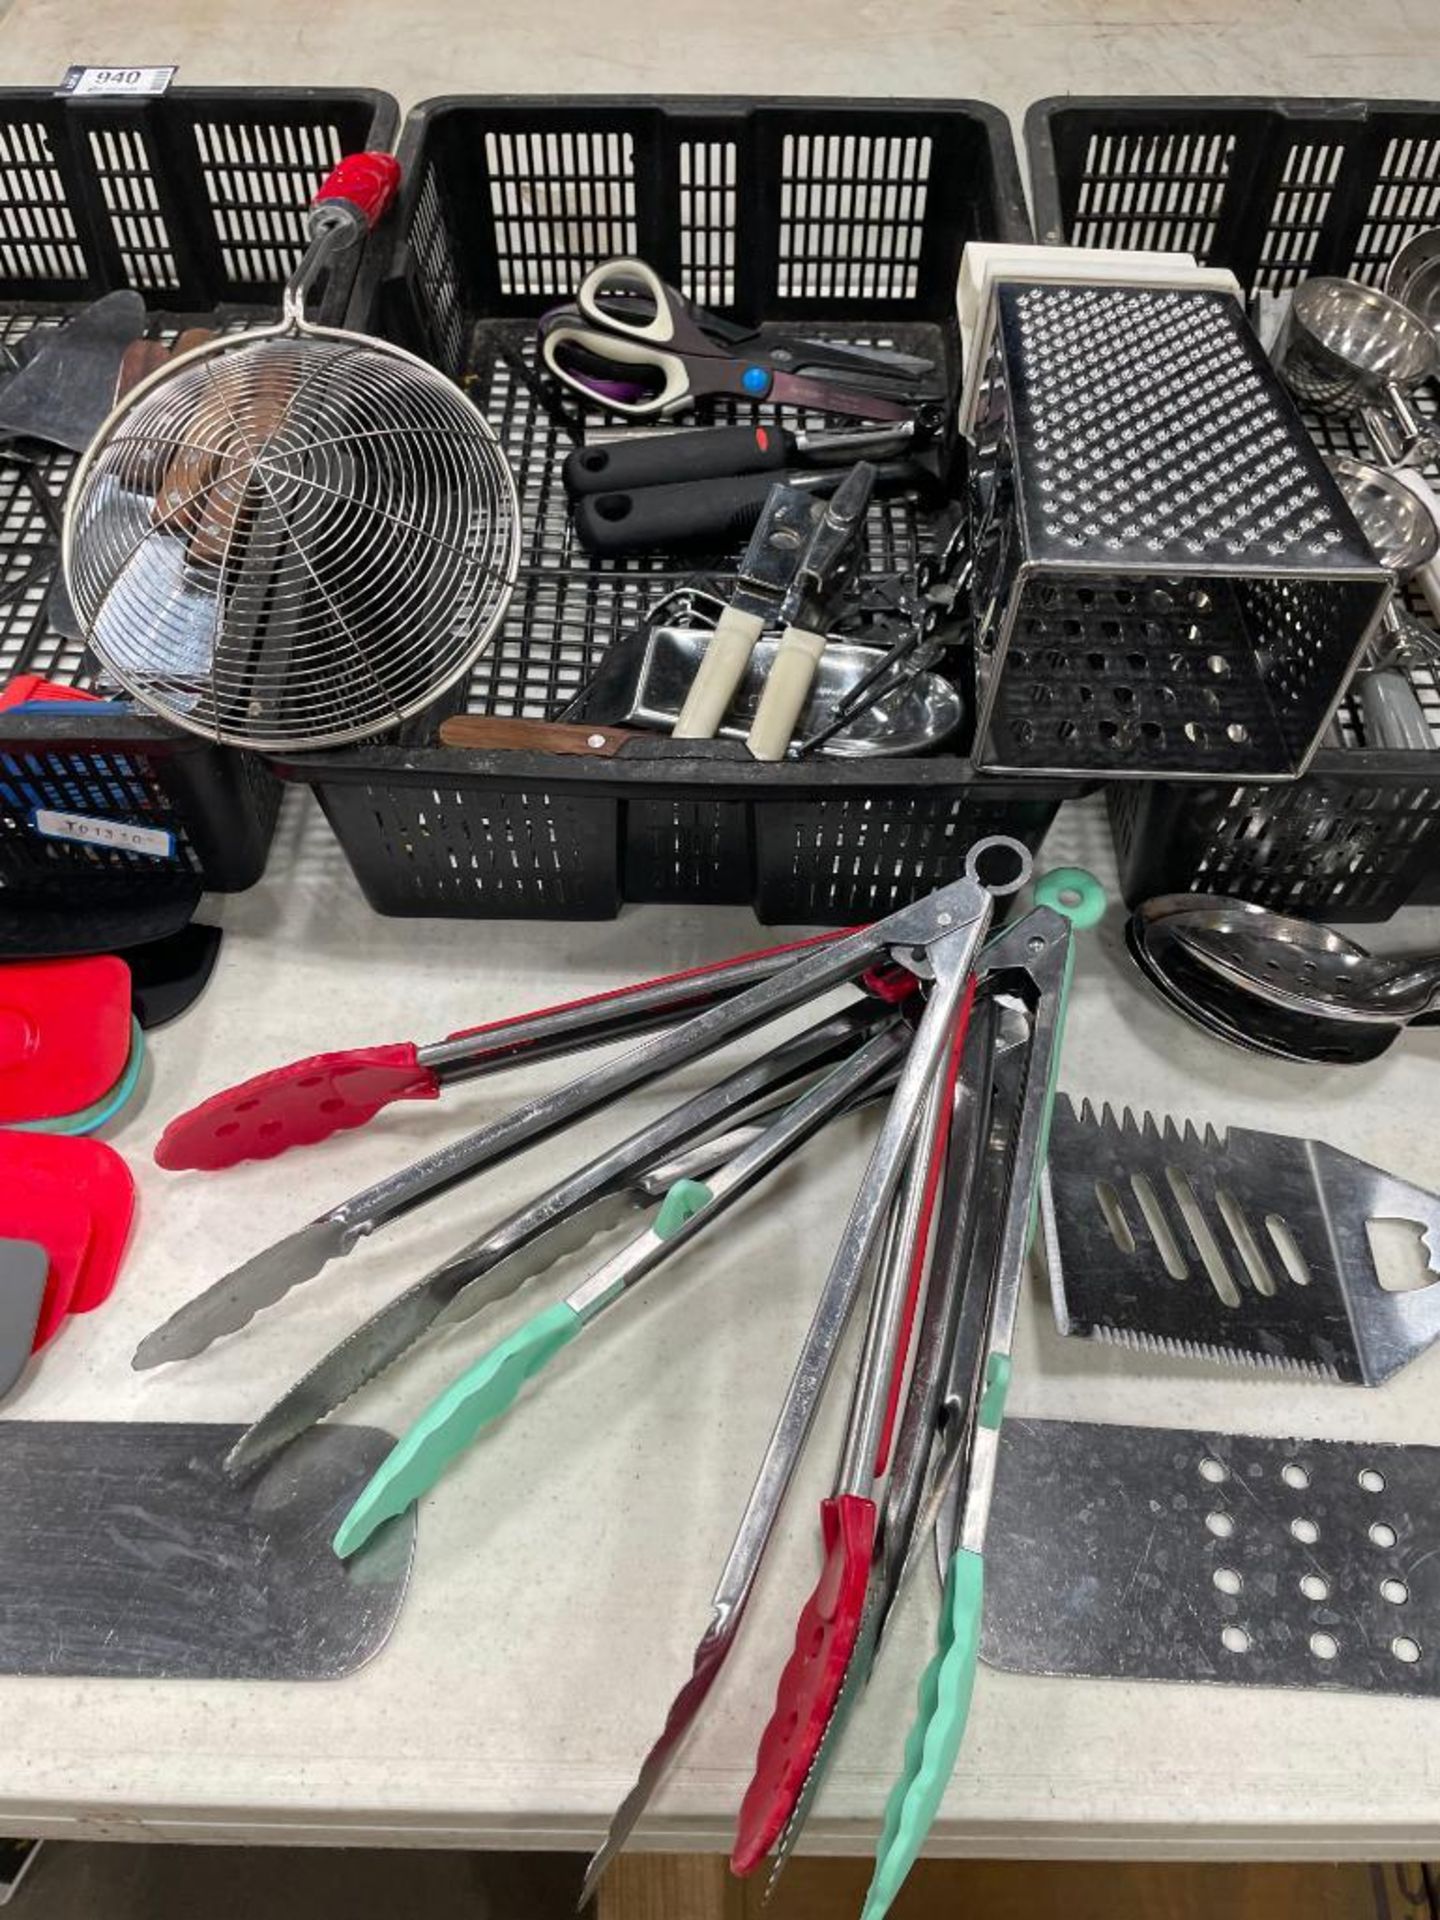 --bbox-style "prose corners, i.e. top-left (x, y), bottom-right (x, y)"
top-left (63, 153), bottom-right (520, 752)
